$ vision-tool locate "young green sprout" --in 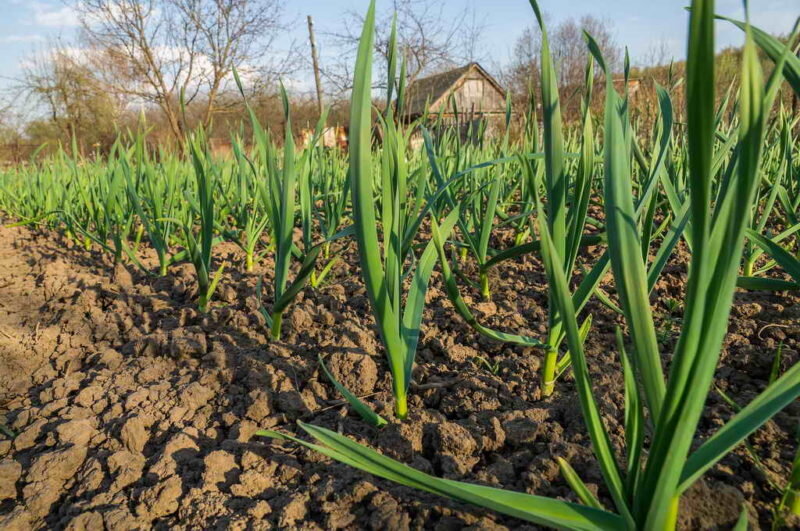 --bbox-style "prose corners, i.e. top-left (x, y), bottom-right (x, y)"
top-left (233, 70), bottom-right (345, 341)
top-left (178, 131), bottom-right (226, 313)
top-left (342, 7), bottom-right (459, 420)
top-left (261, 2), bottom-right (800, 529)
